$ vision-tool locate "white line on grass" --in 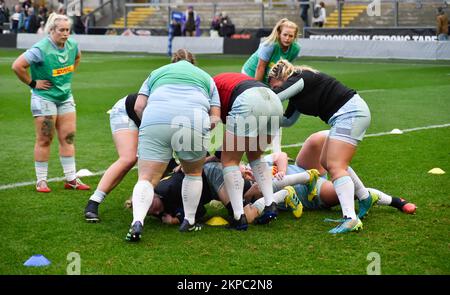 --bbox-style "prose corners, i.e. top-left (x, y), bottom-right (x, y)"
top-left (1, 123), bottom-right (449, 191)
top-left (358, 89), bottom-right (385, 93)
top-left (0, 170), bottom-right (103, 191)
top-left (280, 123), bottom-right (450, 149)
